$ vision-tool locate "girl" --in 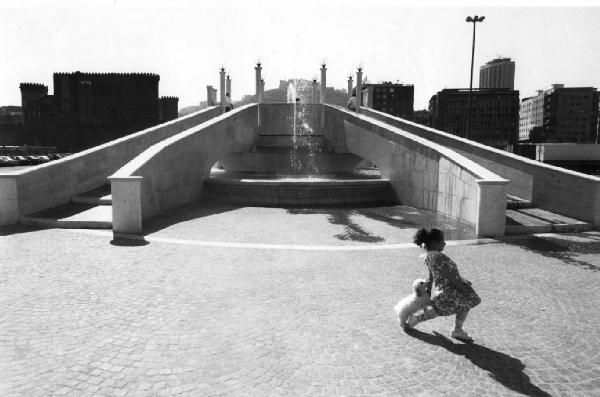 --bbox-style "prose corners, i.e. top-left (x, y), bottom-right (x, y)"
top-left (407, 228), bottom-right (481, 342)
